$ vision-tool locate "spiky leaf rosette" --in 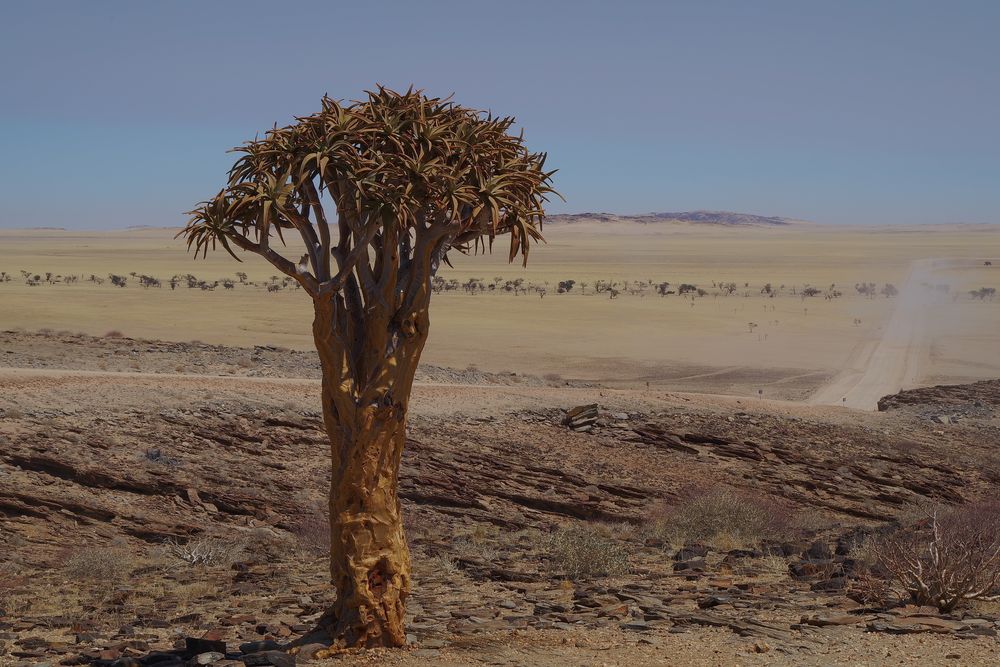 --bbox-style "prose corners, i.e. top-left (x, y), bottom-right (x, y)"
top-left (179, 87), bottom-right (557, 296)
